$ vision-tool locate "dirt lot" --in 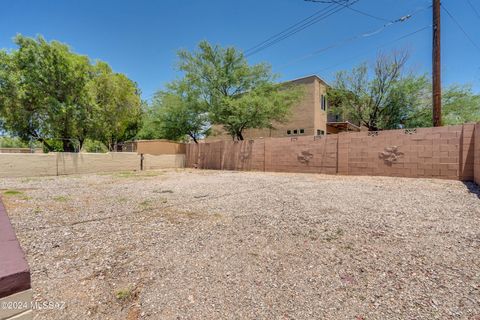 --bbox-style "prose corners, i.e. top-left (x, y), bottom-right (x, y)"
top-left (1, 169), bottom-right (479, 320)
